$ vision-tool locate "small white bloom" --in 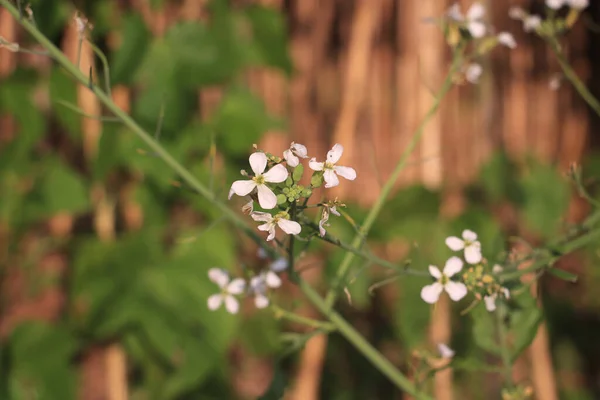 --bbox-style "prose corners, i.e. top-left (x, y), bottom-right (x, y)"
top-left (420, 257), bottom-right (468, 304)
top-left (508, 6), bottom-right (526, 20)
top-left (241, 197), bottom-right (254, 215)
top-left (318, 205), bottom-right (341, 237)
top-left (446, 2), bottom-right (486, 38)
top-left (269, 257), bottom-right (289, 272)
top-left (257, 247), bottom-right (268, 259)
top-left (523, 15), bottom-right (542, 32)
top-left (437, 343), bottom-right (456, 359)
top-left (207, 268), bottom-right (246, 314)
top-left (230, 152), bottom-right (288, 210)
top-left (549, 74), bottom-right (563, 90)
top-left (484, 287), bottom-right (510, 312)
top-left (497, 32), bottom-right (517, 49)
top-left (568, 0), bottom-right (589, 10)
top-left (546, 0), bottom-right (567, 9)
top-left (446, 229), bottom-right (482, 264)
top-left (446, 3), bottom-right (464, 21)
top-left (465, 63), bottom-right (483, 84)
top-left (251, 211), bottom-right (301, 241)
top-left (249, 270), bottom-right (282, 308)
top-left (283, 142), bottom-right (308, 168)
top-left (309, 144), bottom-right (357, 188)
top-left (492, 264), bottom-right (504, 275)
